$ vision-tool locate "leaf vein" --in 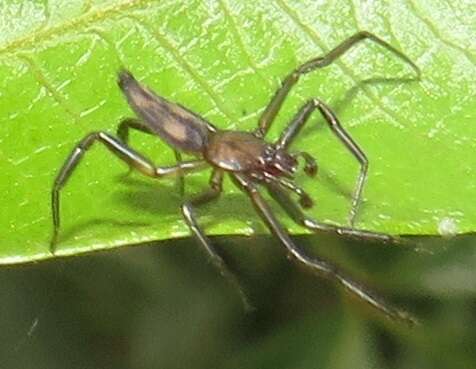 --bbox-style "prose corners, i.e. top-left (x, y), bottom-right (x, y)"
top-left (126, 14), bottom-right (235, 122)
top-left (405, 0), bottom-right (476, 65)
top-left (0, 0), bottom-right (148, 56)
top-left (218, 0), bottom-right (262, 76)
top-left (19, 55), bottom-right (79, 122)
